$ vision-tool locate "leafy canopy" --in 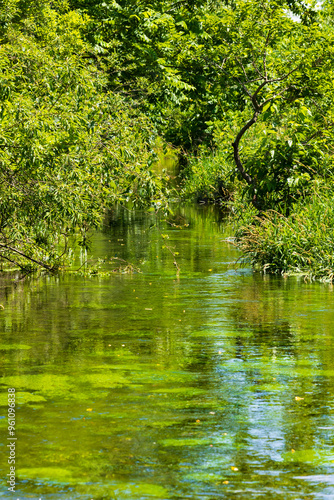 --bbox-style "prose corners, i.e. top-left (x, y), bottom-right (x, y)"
top-left (0, 0), bottom-right (168, 271)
